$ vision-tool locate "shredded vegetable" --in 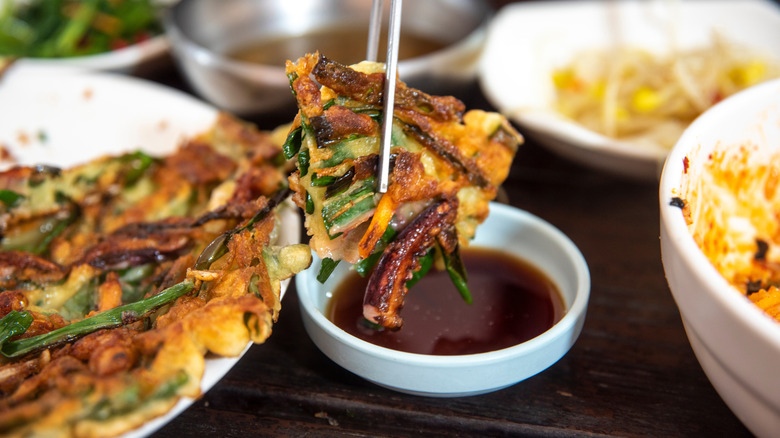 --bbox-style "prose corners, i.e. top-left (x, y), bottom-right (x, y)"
top-left (681, 142), bottom-right (780, 321)
top-left (553, 34), bottom-right (780, 149)
top-left (0, 0), bottom-right (161, 58)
